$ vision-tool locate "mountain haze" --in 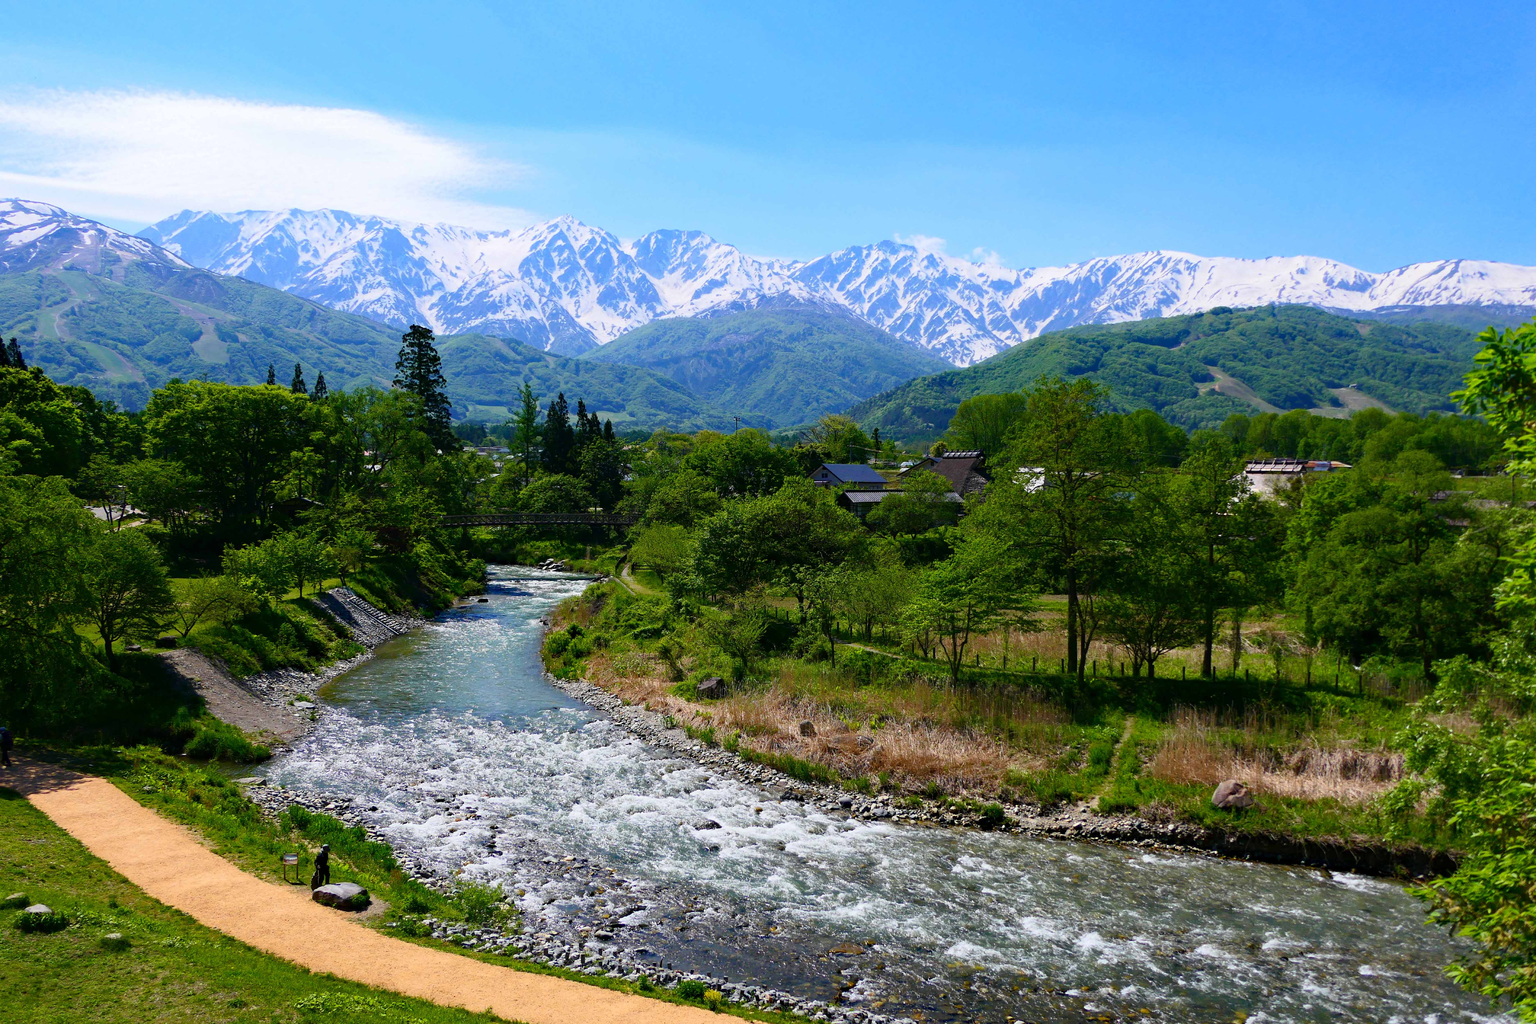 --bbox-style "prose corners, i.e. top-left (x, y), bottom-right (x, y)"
top-left (145, 207), bottom-right (1536, 366)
